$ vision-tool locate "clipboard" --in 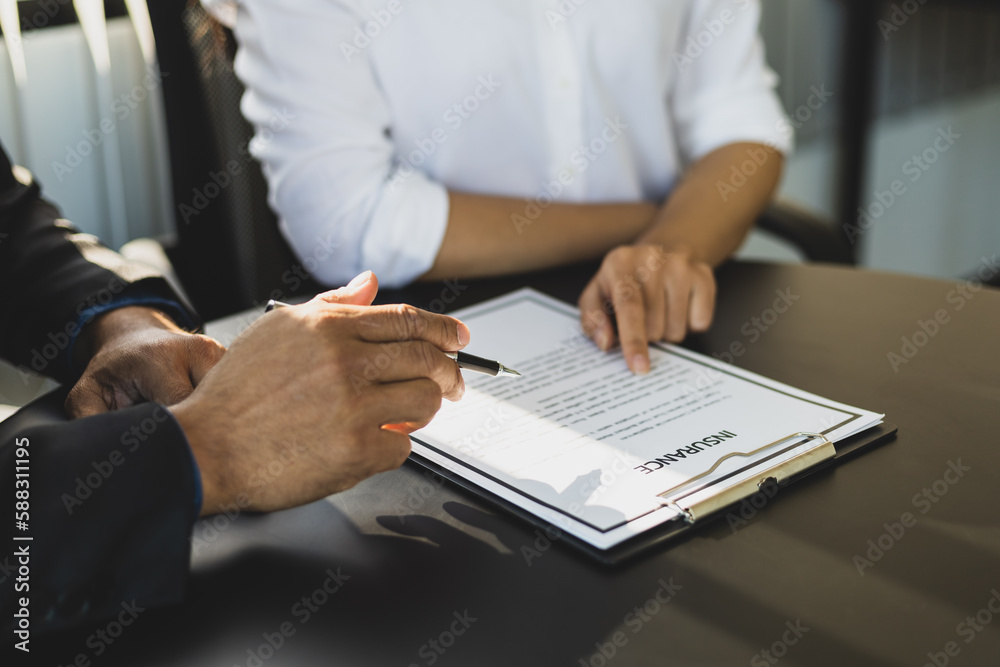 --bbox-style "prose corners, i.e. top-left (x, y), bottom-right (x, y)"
top-left (410, 422), bottom-right (897, 565)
